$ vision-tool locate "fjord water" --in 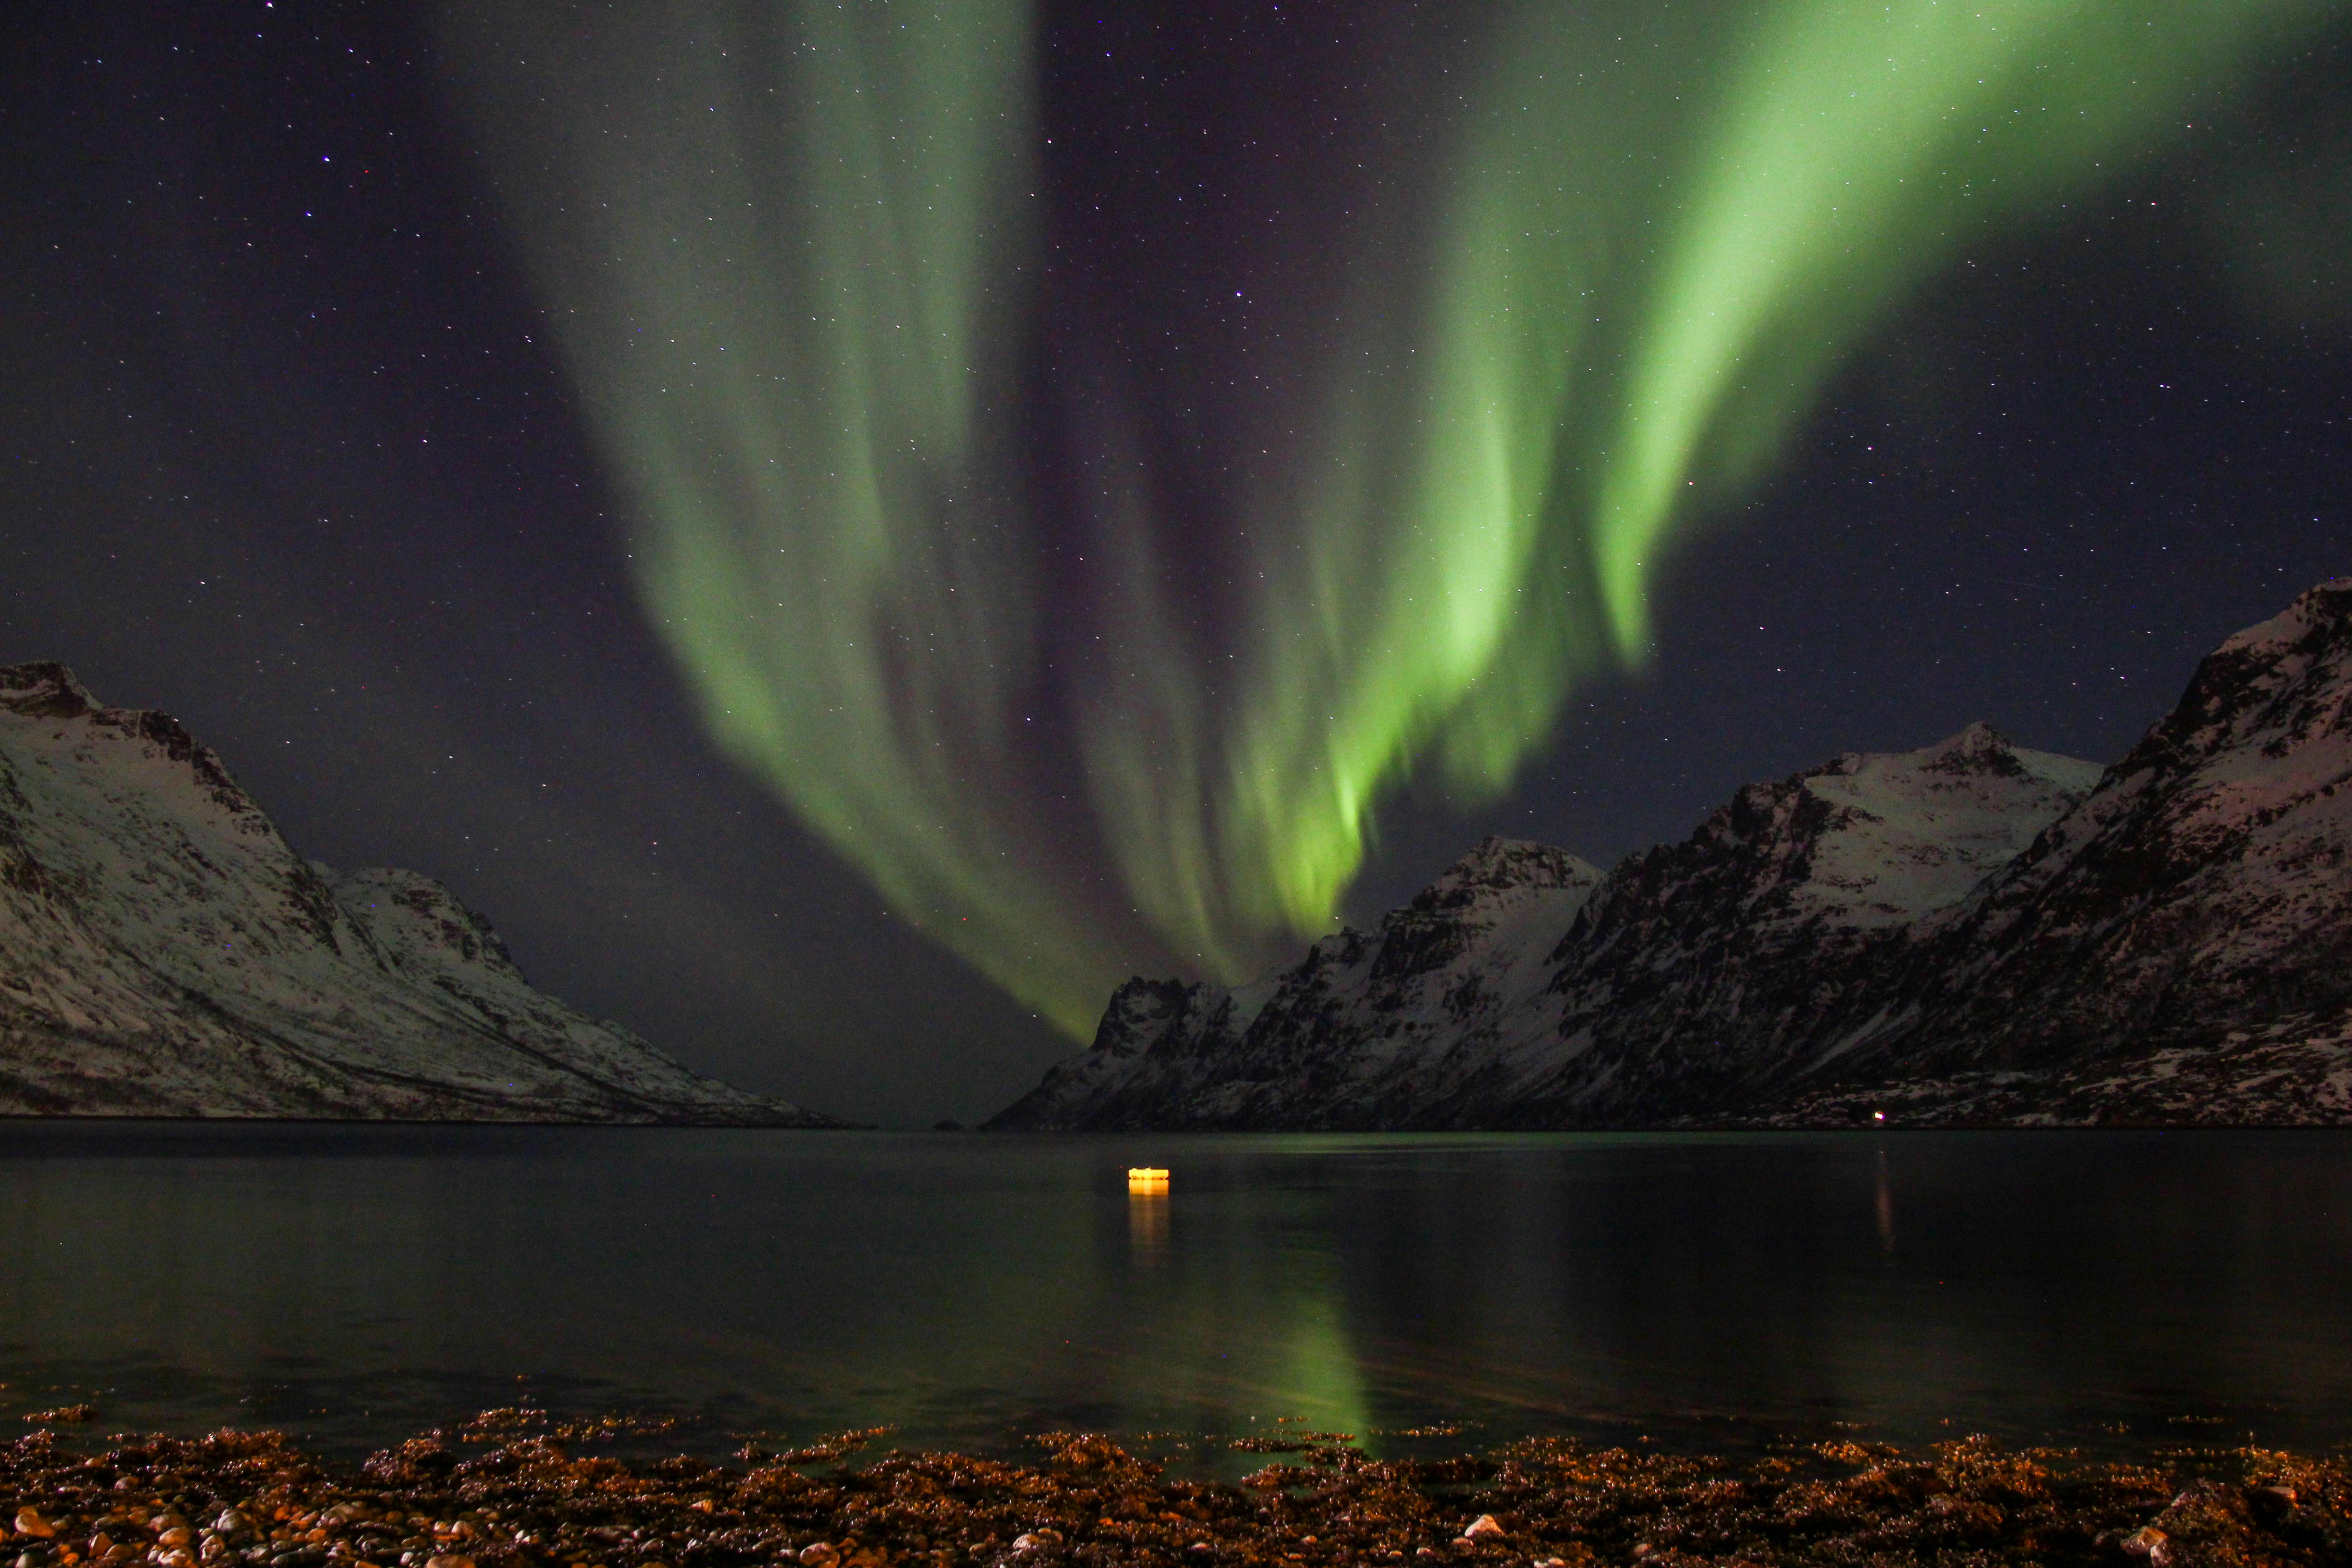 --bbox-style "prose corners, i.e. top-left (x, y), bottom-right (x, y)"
top-left (0, 1127), bottom-right (2347, 1461)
